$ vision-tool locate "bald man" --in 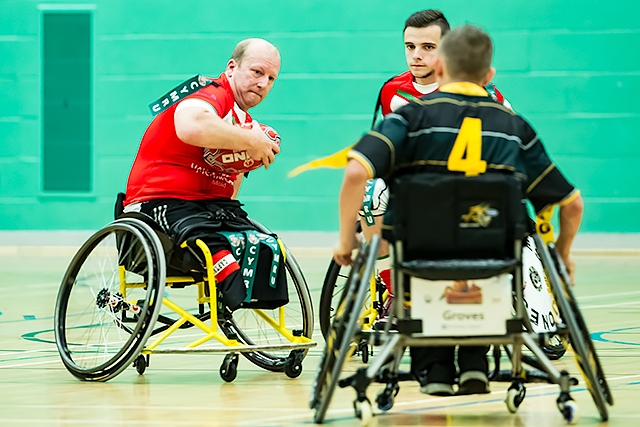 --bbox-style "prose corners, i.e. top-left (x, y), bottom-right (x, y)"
top-left (122, 38), bottom-right (286, 313)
